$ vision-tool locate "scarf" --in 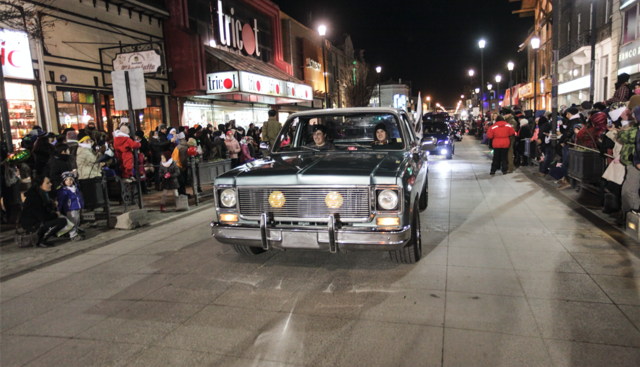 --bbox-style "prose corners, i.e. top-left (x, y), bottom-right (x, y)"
top-left (67, 185), bottom-right (77, 193)
top-left (161, 158), bottom-right (173, 167)
top-left (113, 130), bottom-right (130, 138)
top-left (79, 142), bottom-right (92, 149)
